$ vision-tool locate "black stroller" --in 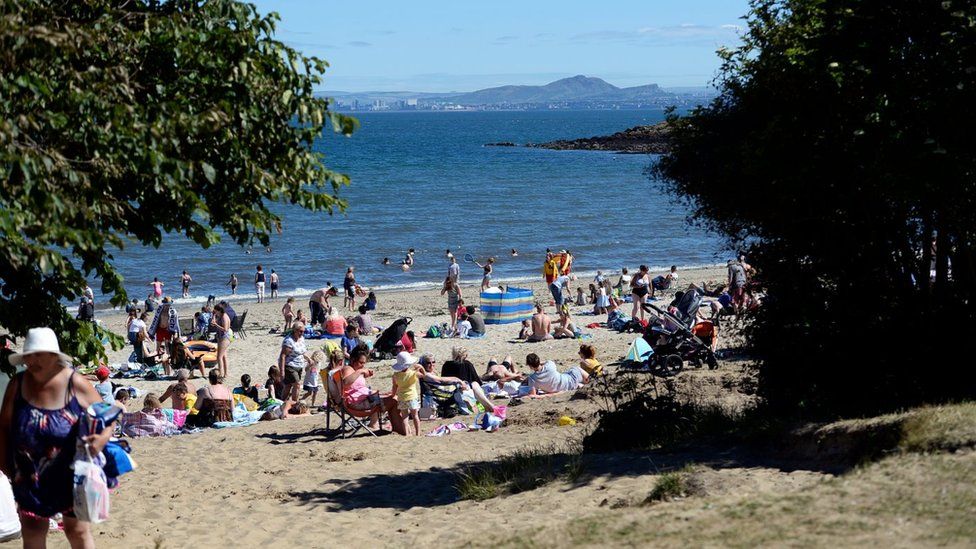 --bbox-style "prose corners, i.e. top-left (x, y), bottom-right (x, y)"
top-left (372, 317), bottom-right (412, 360)
top-left (640, 296), bottom-right (718, 376)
